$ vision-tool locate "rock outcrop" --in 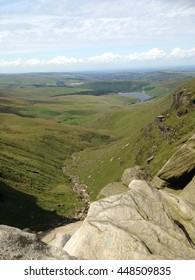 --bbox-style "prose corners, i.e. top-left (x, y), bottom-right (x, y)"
top-left (161, 190), bottom-right (195, 245)
top-left (157, 134), bottom-right (195, 188)
top-left (64, 180), bottom-right (195, 260)
top-left (172, 84), bottom-right (195, 116)
top-left (97, 182), bottom-right (128, 199)
top-left (1, 133), bottom-right (195, 260)
top-left (121, 165), bottom-right (150, 187)
top-left (0, 225), bottom-right (75, 260)
top-left (150, 176), bottom-right (168, 189)
top-left (32, 134), bottom-right (195, 260)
